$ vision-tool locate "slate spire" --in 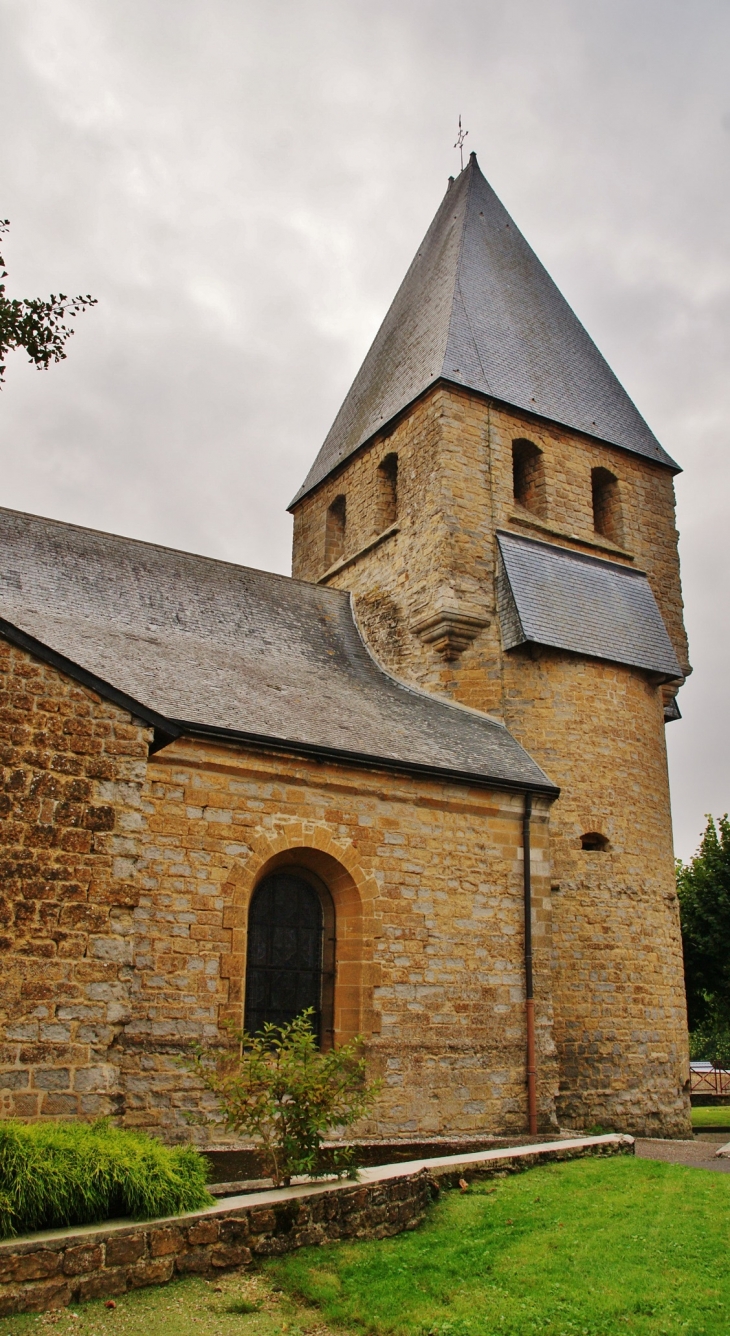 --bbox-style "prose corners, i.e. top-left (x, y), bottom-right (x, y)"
top-left (291, 153), bottom-right (677, 506)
